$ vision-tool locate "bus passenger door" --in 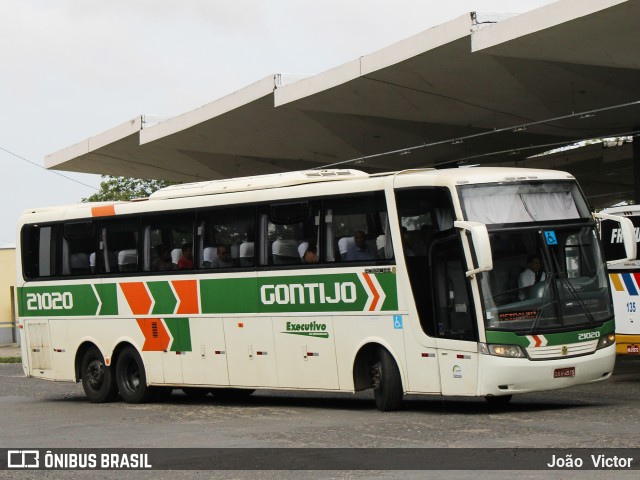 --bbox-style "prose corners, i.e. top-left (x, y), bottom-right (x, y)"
top-left (431, 235), bottom-right (479, 395)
